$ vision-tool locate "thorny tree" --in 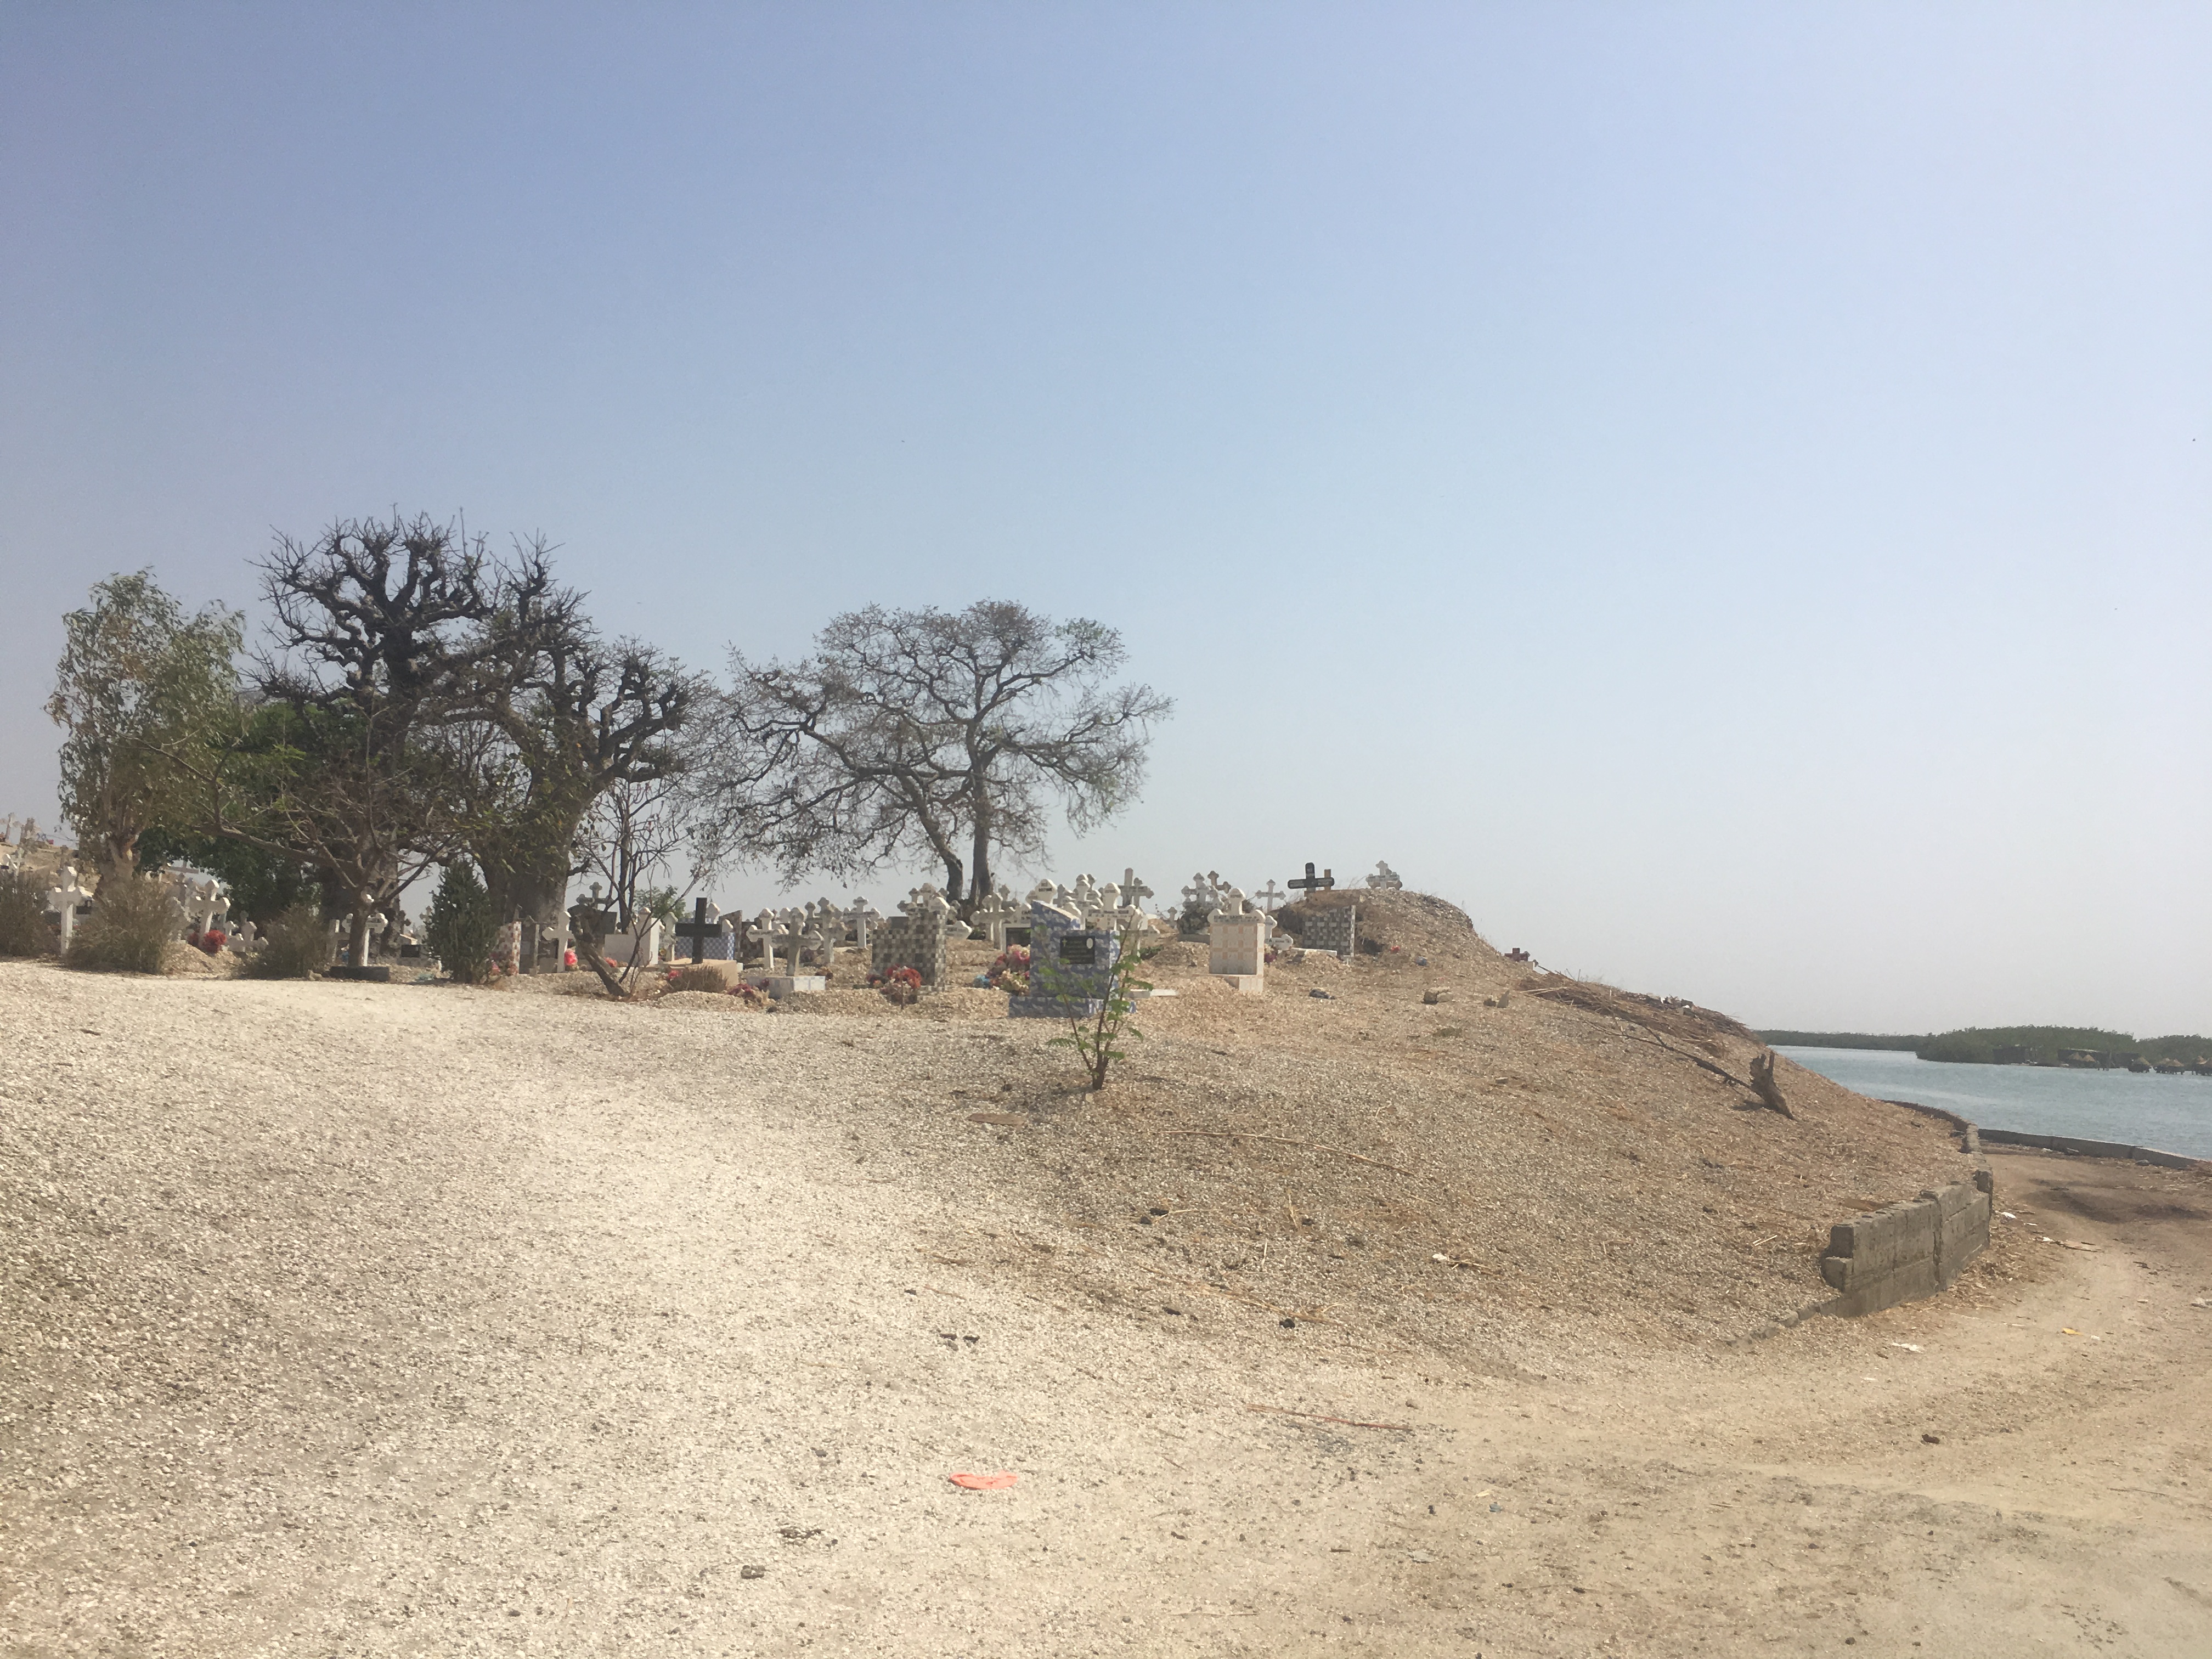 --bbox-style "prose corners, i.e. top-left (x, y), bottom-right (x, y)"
top-left (187, 516), bottom-right (509, 969)
top-left (578, 776), bottom-right (693, 933)
top-left (706, 602), bottom-right (1170, 913)
top-left (465, 544), bottom-right (700, 952)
